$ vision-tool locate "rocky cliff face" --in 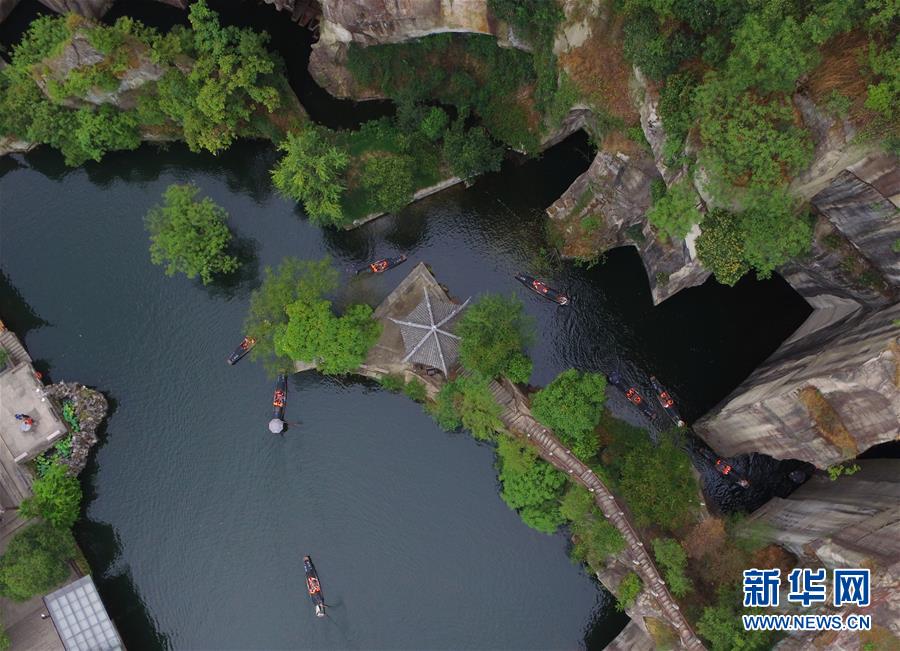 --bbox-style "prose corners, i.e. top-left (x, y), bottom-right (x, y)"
top-left (31, 0), bottom-right (186, 19)
top-left (749, 460), bottom-right (900, 649)
top-left (309, 0), bottom-right (503, 97)
top-left (695, 300), bottom-right (899, 467)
